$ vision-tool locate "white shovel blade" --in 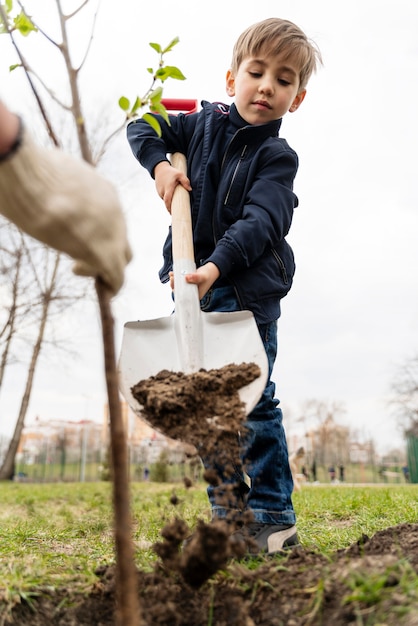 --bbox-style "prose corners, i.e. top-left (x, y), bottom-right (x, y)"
top-left (118, 309), bottom-right (268, 419)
